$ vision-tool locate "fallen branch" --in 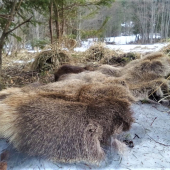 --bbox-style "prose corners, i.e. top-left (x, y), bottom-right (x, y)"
top-left (147, 134), bottom-right (170, 147)
top-left (150, 117), bottom-right (157, 126)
